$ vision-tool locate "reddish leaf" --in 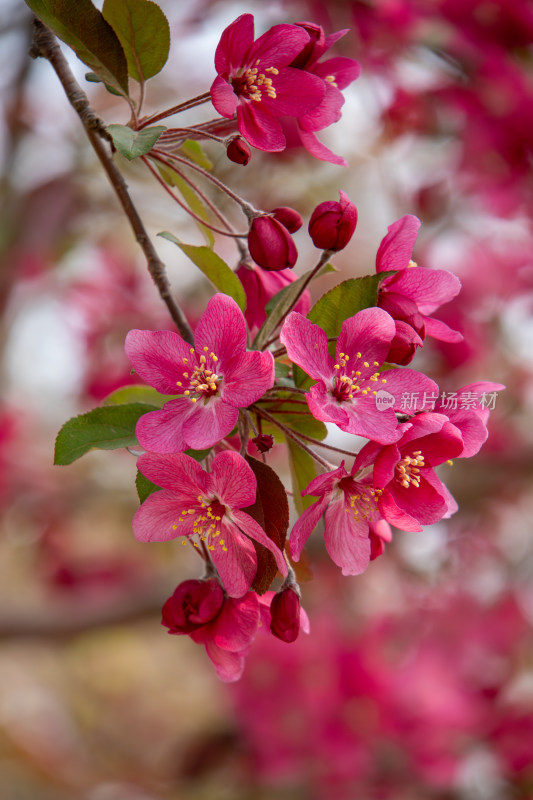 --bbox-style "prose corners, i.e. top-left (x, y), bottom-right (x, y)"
top-left (243, 456), bottom-right (289, 594)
